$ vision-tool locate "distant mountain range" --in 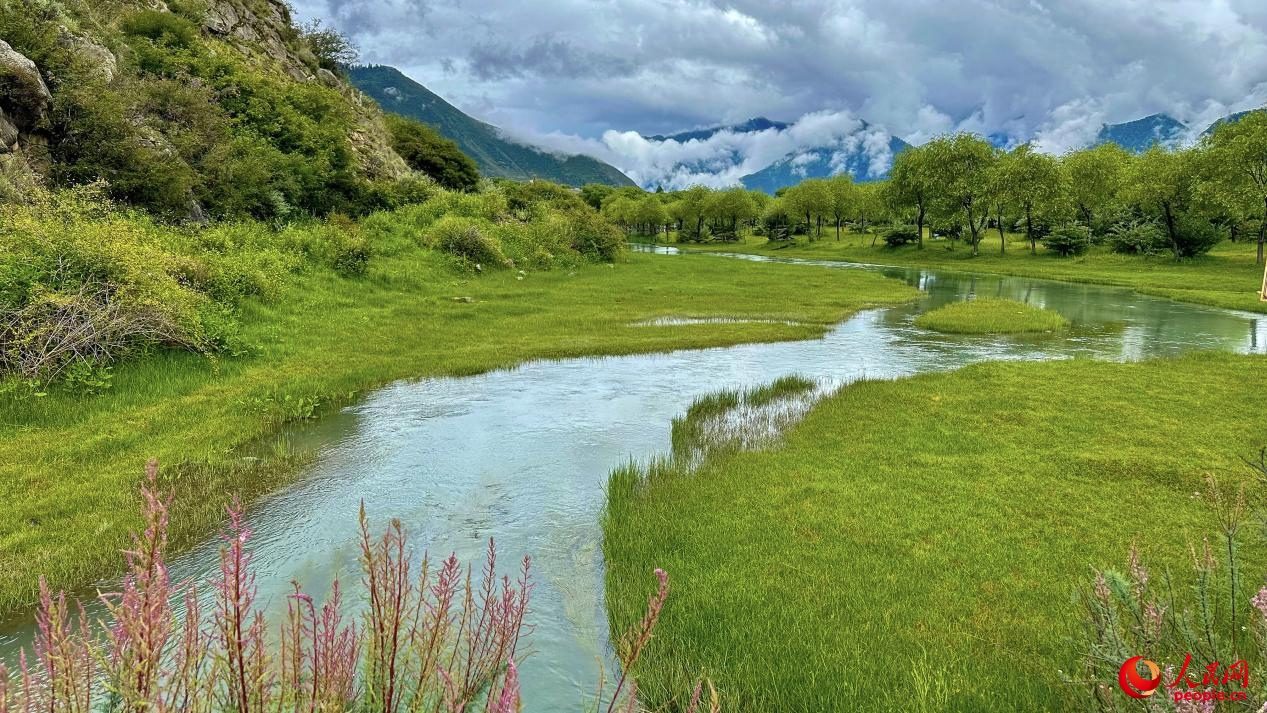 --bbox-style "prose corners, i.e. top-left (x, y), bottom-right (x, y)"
top-left (636, 116), bottom-right (910, 194)
top-left (348, 65), bottom-right (635, 187)
top-left (741, 131), bottom-right (910, 193)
